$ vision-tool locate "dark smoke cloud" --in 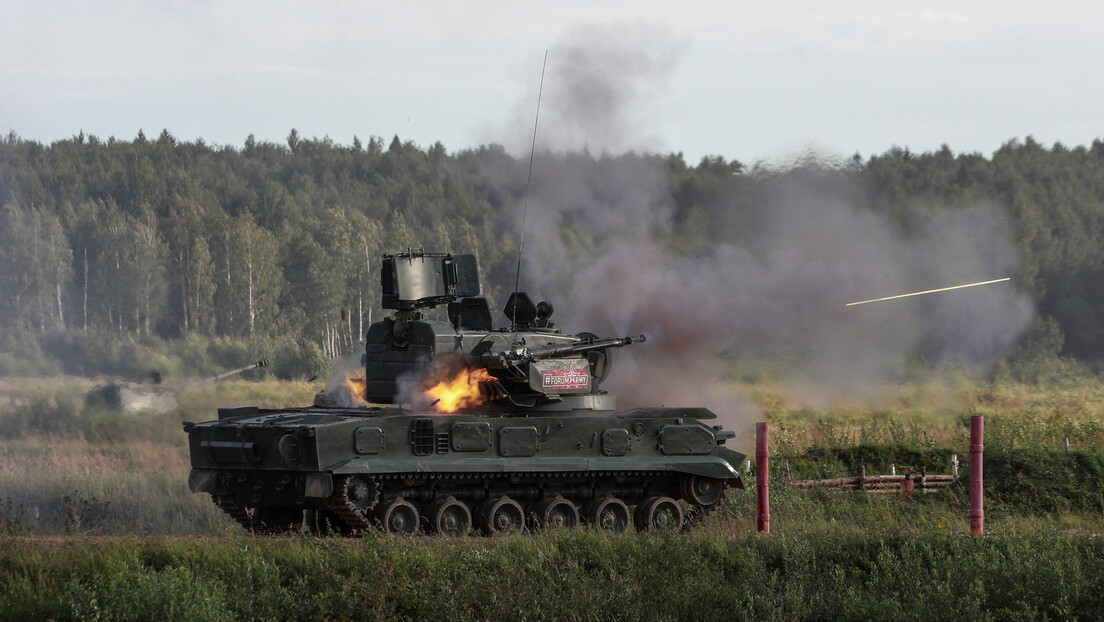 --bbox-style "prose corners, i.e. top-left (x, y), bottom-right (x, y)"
top-left (478, 23), bottom-right (1034, 439)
